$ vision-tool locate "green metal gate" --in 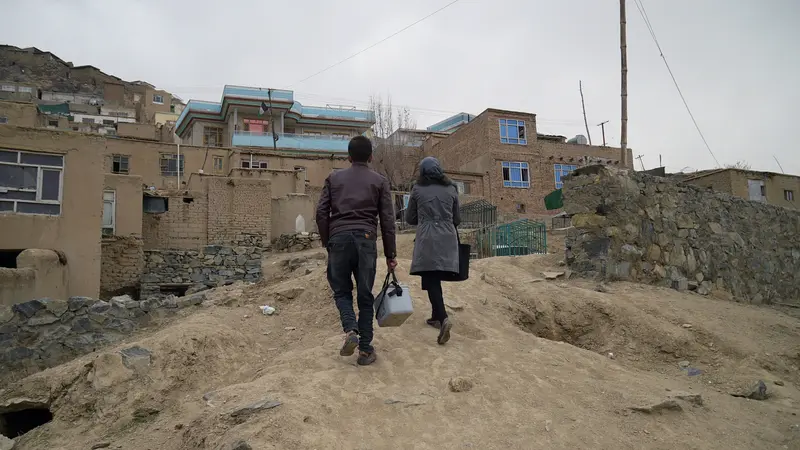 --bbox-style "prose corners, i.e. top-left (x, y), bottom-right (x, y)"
top-left (472, 219), bottom-right (547, 259)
